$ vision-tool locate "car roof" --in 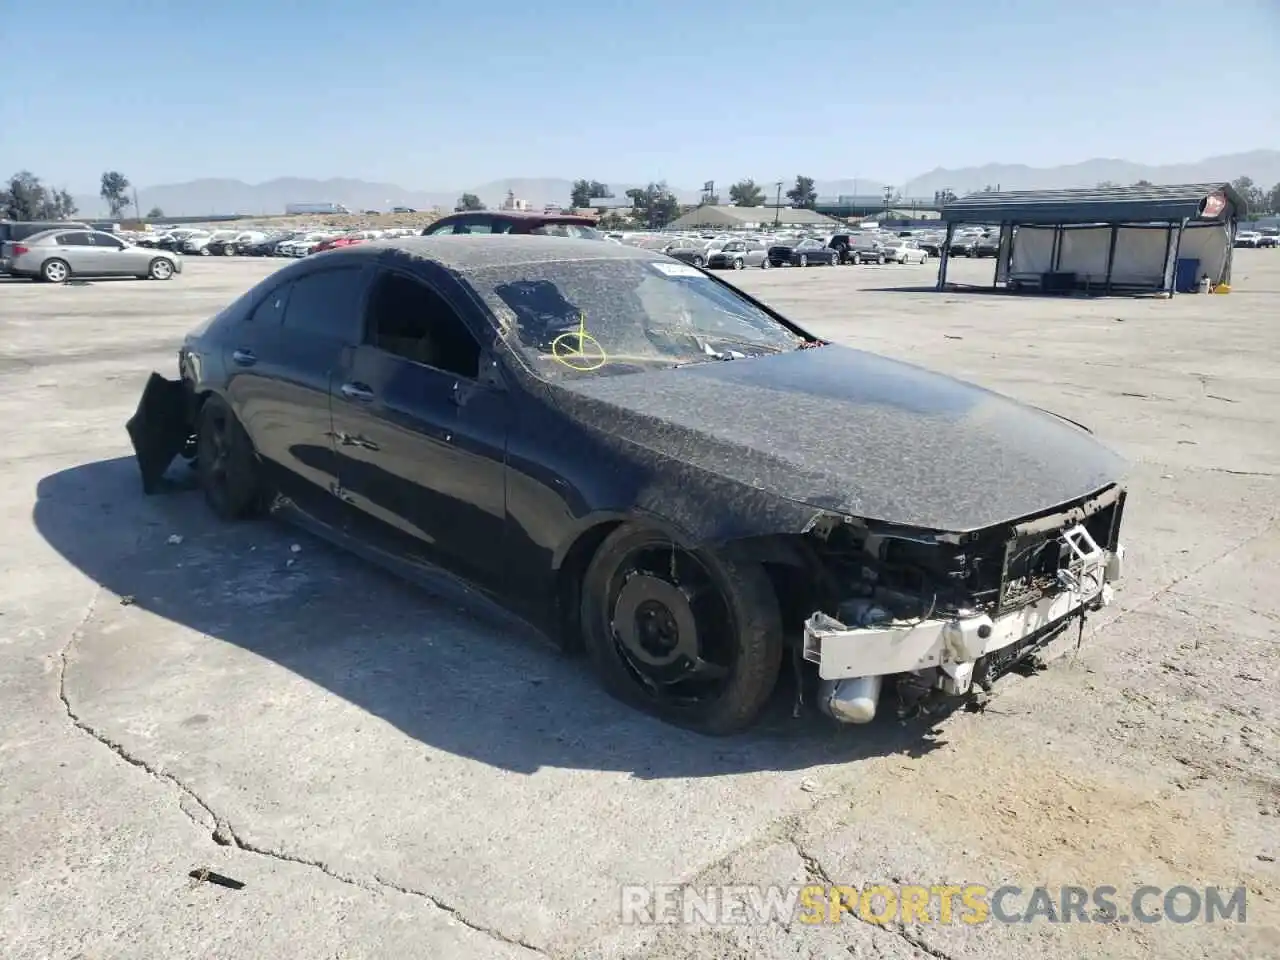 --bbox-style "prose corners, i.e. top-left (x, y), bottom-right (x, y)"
top-left (16, 227), bottom-right (92, 243)
top-left (324, 234), bottom-right (674, 273)
top-left (430, 210), bottom-right (596, 224)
